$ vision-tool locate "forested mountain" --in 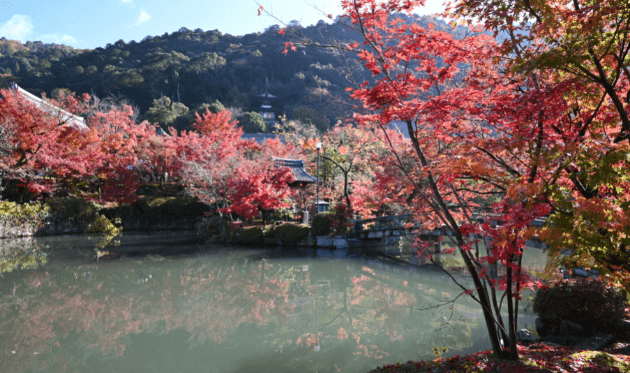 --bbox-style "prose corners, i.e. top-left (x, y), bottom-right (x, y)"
top-left (0, 14), bottom-right (465, 132)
